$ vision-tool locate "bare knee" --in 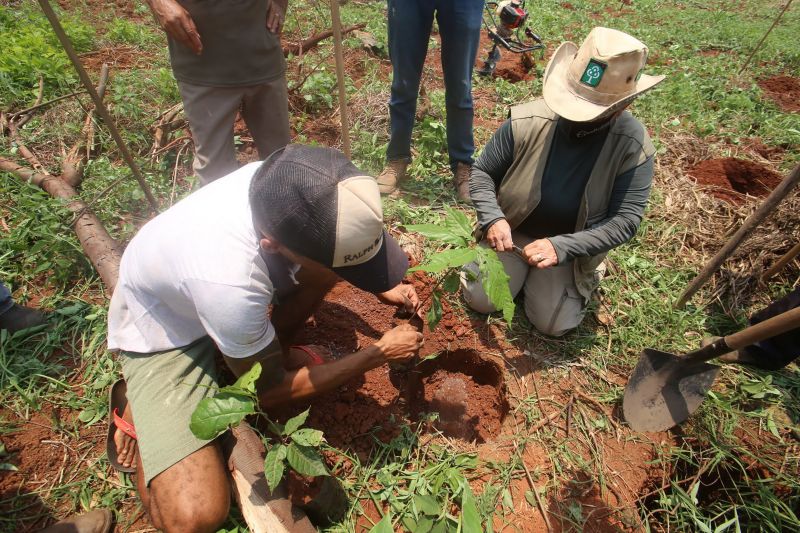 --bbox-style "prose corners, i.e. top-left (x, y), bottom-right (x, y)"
top-left (146, 444), bottom-right (231, 533)
top-left (150, 490), bottom-right (230, 533)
